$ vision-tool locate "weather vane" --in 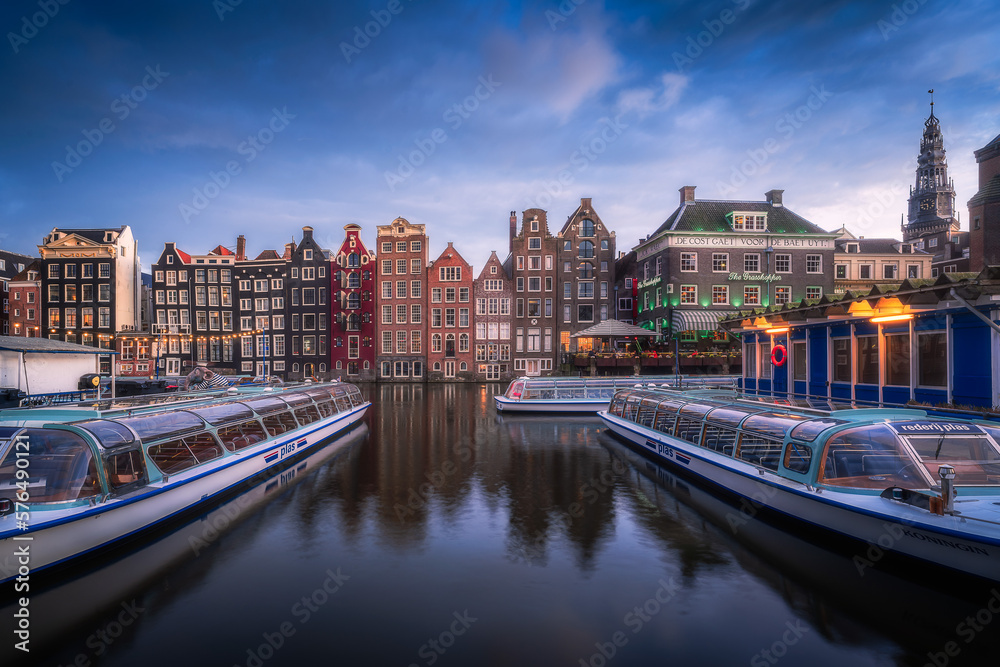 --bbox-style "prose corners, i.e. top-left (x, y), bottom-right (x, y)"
top-left (929, 88), bottom-right (934, 110)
